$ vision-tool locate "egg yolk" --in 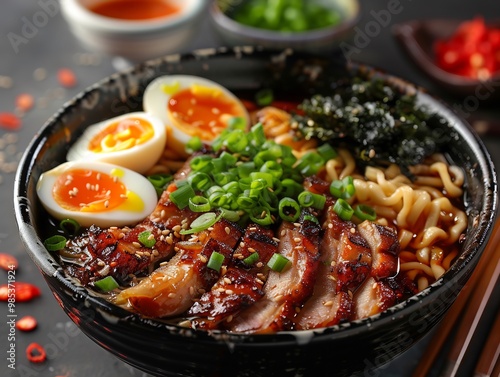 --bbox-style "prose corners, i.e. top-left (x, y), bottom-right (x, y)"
top-left (167, 85), bottom-right (245, 140)
top-left (88, 117), bottom-right (154, 153)
top-left (52, 168), bottom-right (128, 212)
